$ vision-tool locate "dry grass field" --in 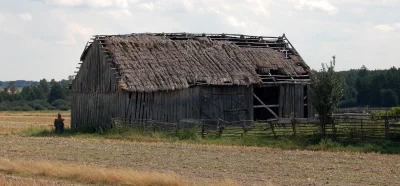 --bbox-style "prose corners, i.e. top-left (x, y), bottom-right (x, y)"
top-left (0, 111), bottom-right (400, 185)
top-left (0, 111), bottom-right (70, 135)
